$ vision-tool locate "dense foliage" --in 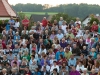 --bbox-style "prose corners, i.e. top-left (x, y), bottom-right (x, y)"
top-left (90, 17), bottom-right (99, 25)
top-left (51, 13), bottom-right (76, 23)
top-left (12, 3), bottom-right (100, 19)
